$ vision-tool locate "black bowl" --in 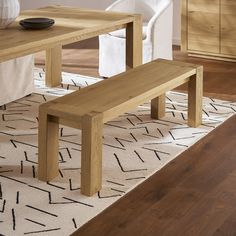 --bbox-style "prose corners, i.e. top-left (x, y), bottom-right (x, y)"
top-left (19, 18), bottom-right (55, 30)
